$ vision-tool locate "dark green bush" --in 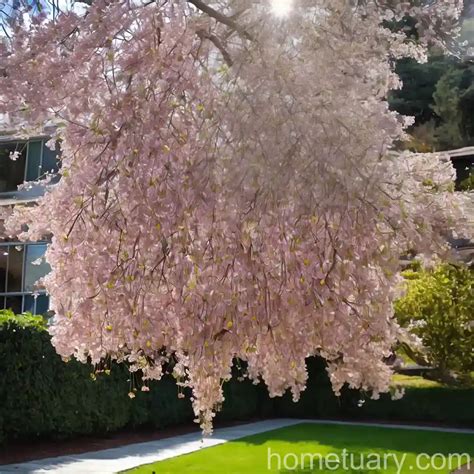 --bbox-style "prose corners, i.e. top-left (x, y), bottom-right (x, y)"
top-left (459, 171), bottom-right (474, 191)
top-left (341, 387), bottom-right (474, 427)
top-left (269, 362), bottom-right (474, 428)
top-left (1, 310), bottom-right (472, 445)
top-left (0, 311), bottom-right (138, 443)
top-left (217, 364), bottom-right (268, 422)
top-left (0, 310), bottom-right (261, 444)
top-left (134, 377), bottom-right (194, 430)
top-left (272, 358), bottom-right (344, 419)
